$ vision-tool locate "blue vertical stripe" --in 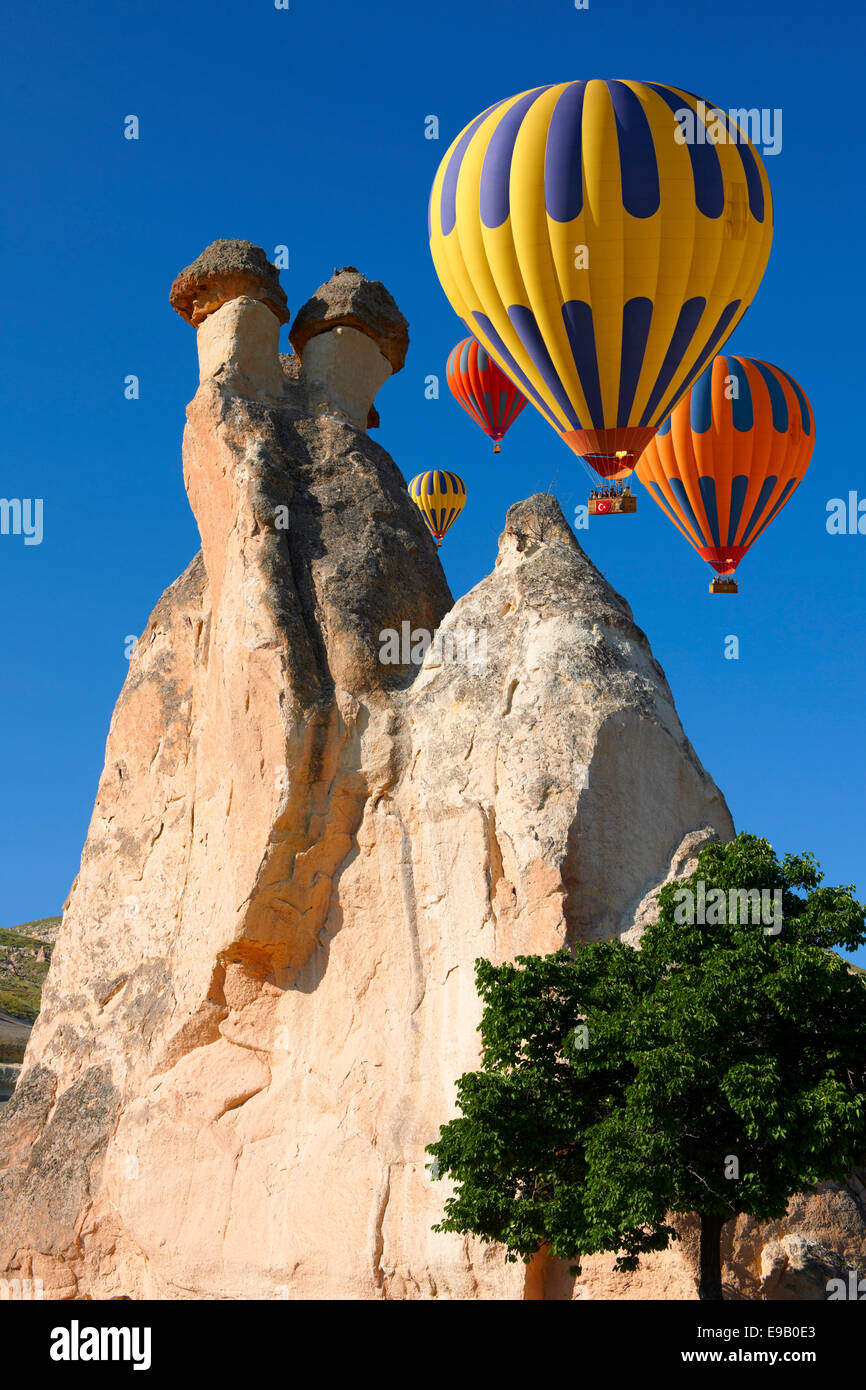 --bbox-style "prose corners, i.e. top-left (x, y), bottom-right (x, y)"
top-left (699, 476), bottom-right (721, 546)
top-left (776, 368), bottom-right (812, 434)
top-left (480, 87), bottom-right (554, 229)
top-left (618, 297), bottom-right (654, 426)
top-left (471, 312), bottom-right (562, 428)
top-left (508, 304), bottom-right (582, 428)
top-left (654, 300), bottom-right (741, 423)
top-left (668, 478), bottom-right (705, 539)
top-left (751, 361), bottom-right (789, 433)
top-left (640, 297), bottom-right (706, 426)
top-left (646, 83), bottom-right (724, 218)
top-left (689, 363), bottom-right (715, 434)
top-left (727, 474), bottom-right (750, 543)
top-left (561, 300), bottom-right (604, 428)
top-left (740, 476), bottom-right (778, 544)
top-left (544, 81), bottom-right (588, 221)
top-left (440, 99), bottom-right (510, 237)
top-left (722, 356), bottom-right (754, 432)
top-left (608, 80), bottom-right (660, 218)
